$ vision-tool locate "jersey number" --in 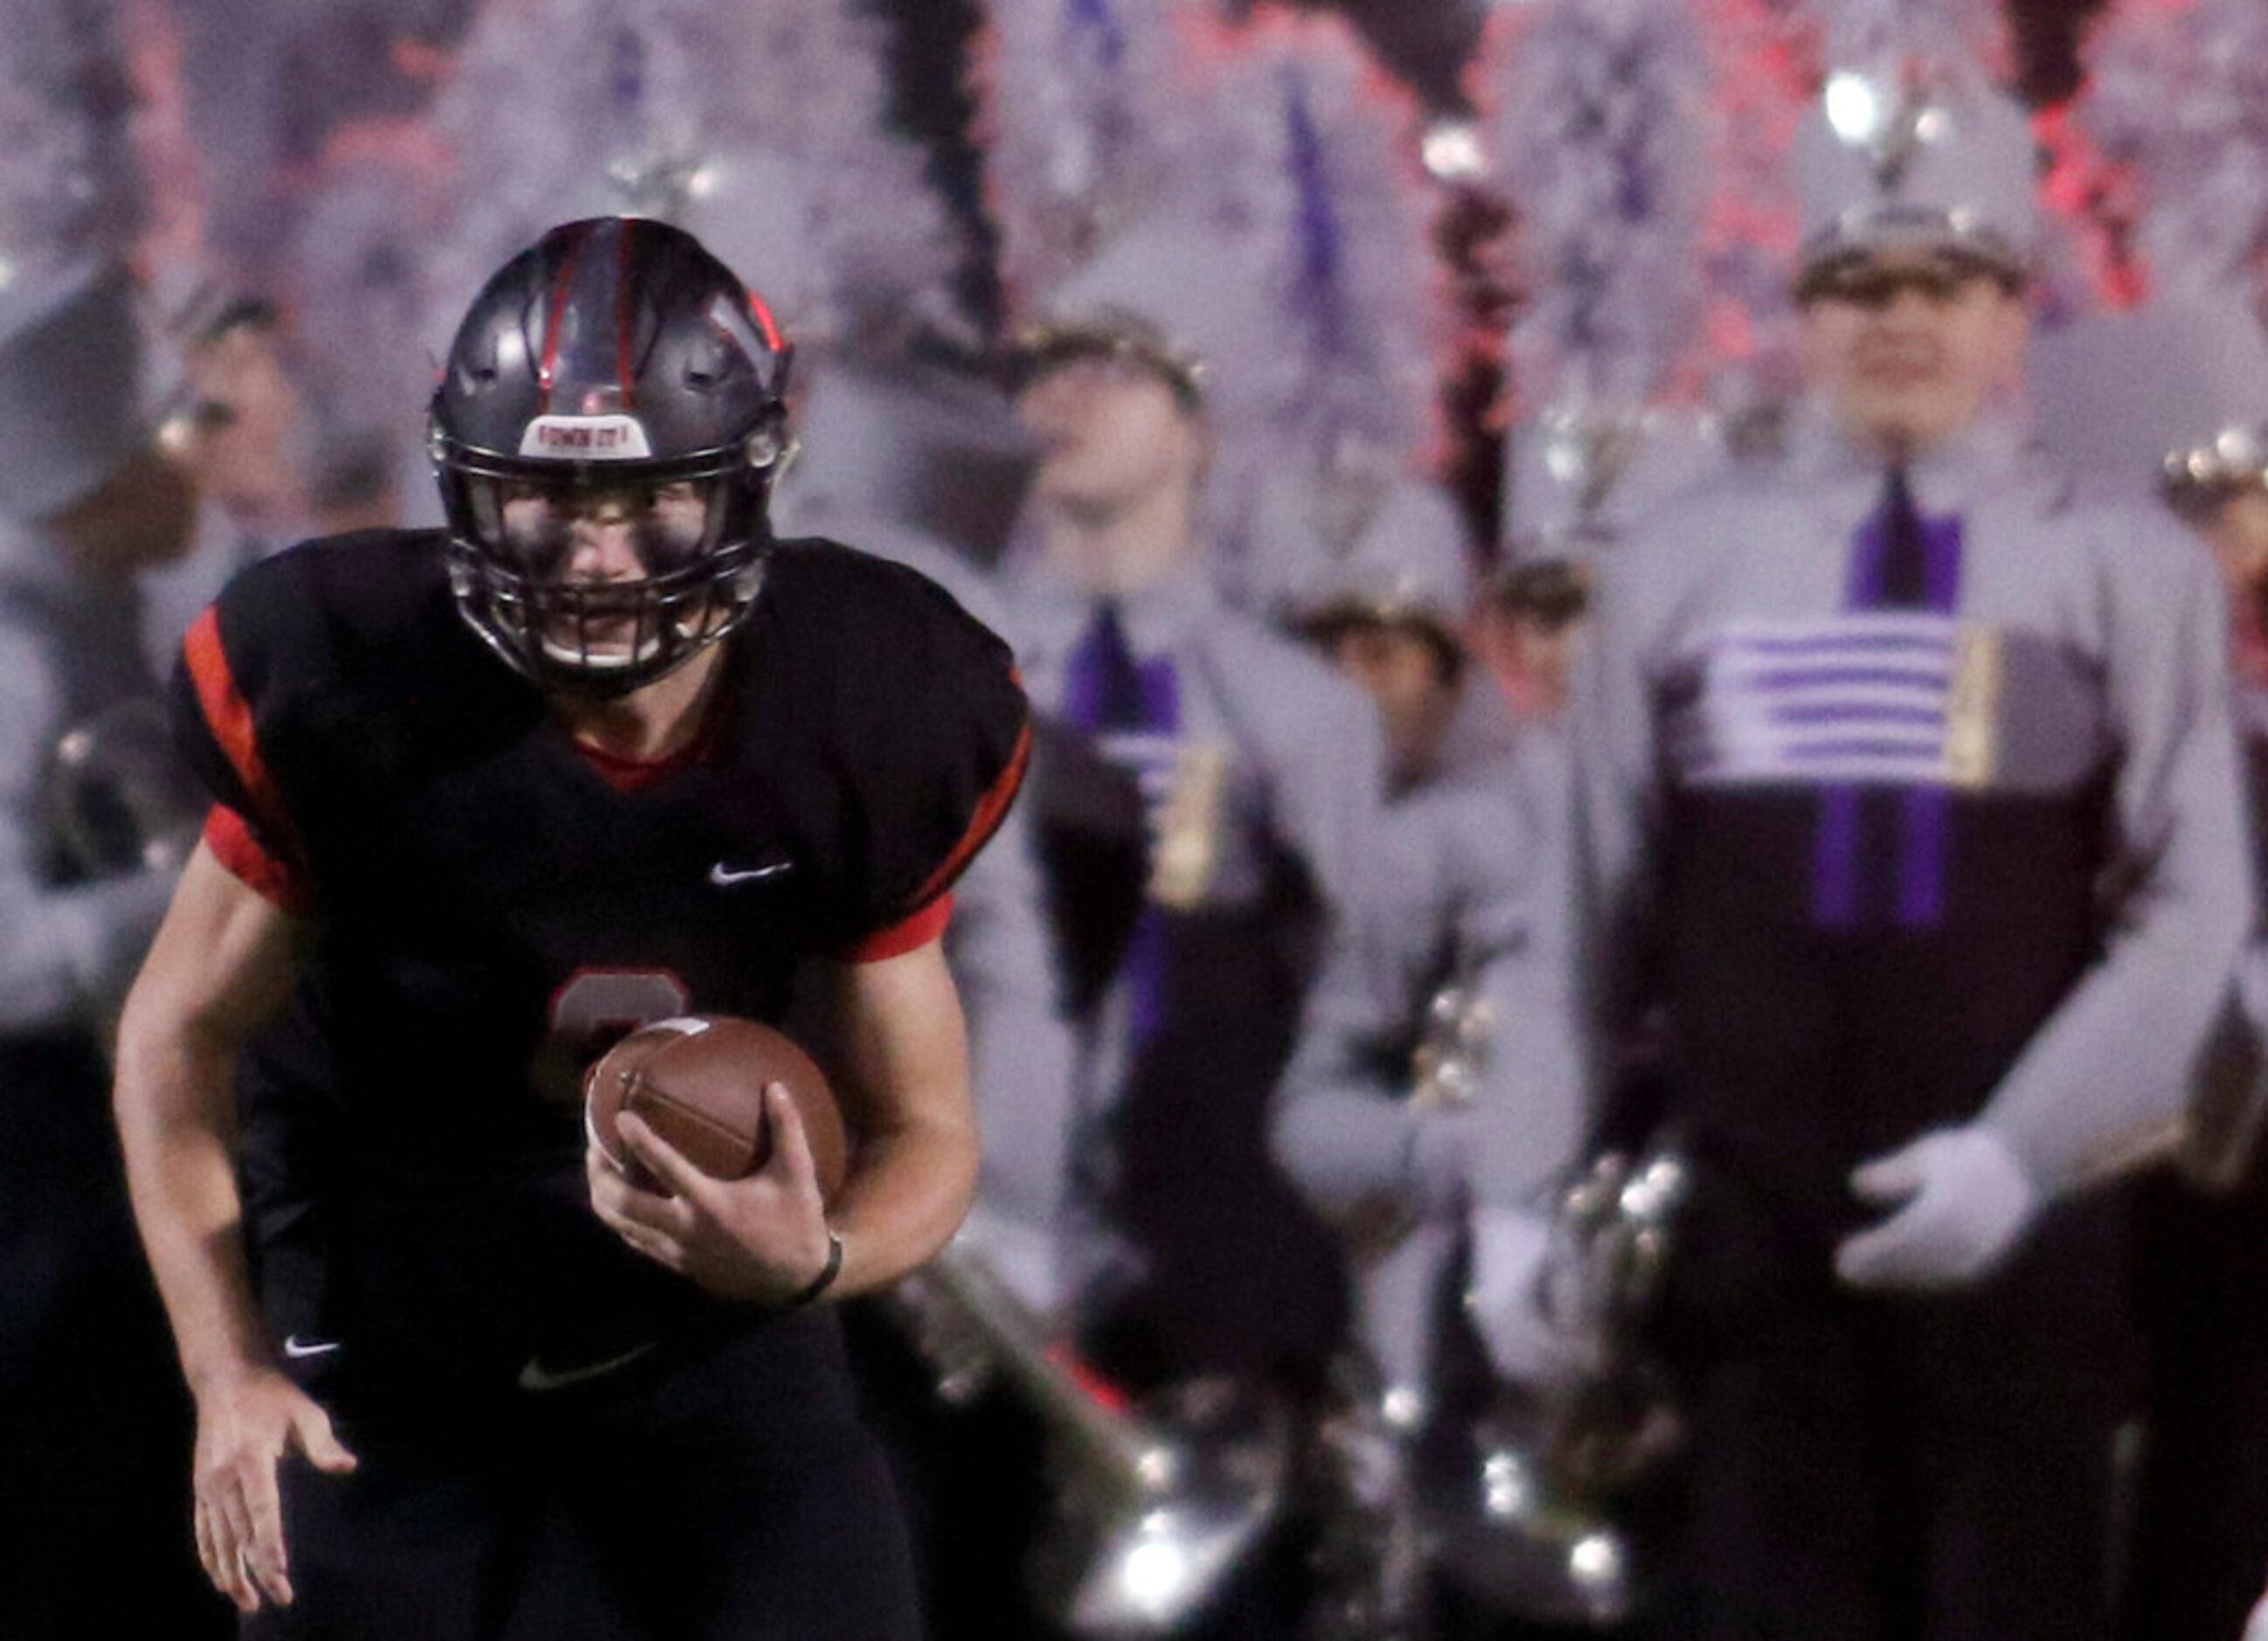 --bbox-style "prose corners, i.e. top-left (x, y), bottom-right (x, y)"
top-left (536, 968), bottom-right (692, 1104)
